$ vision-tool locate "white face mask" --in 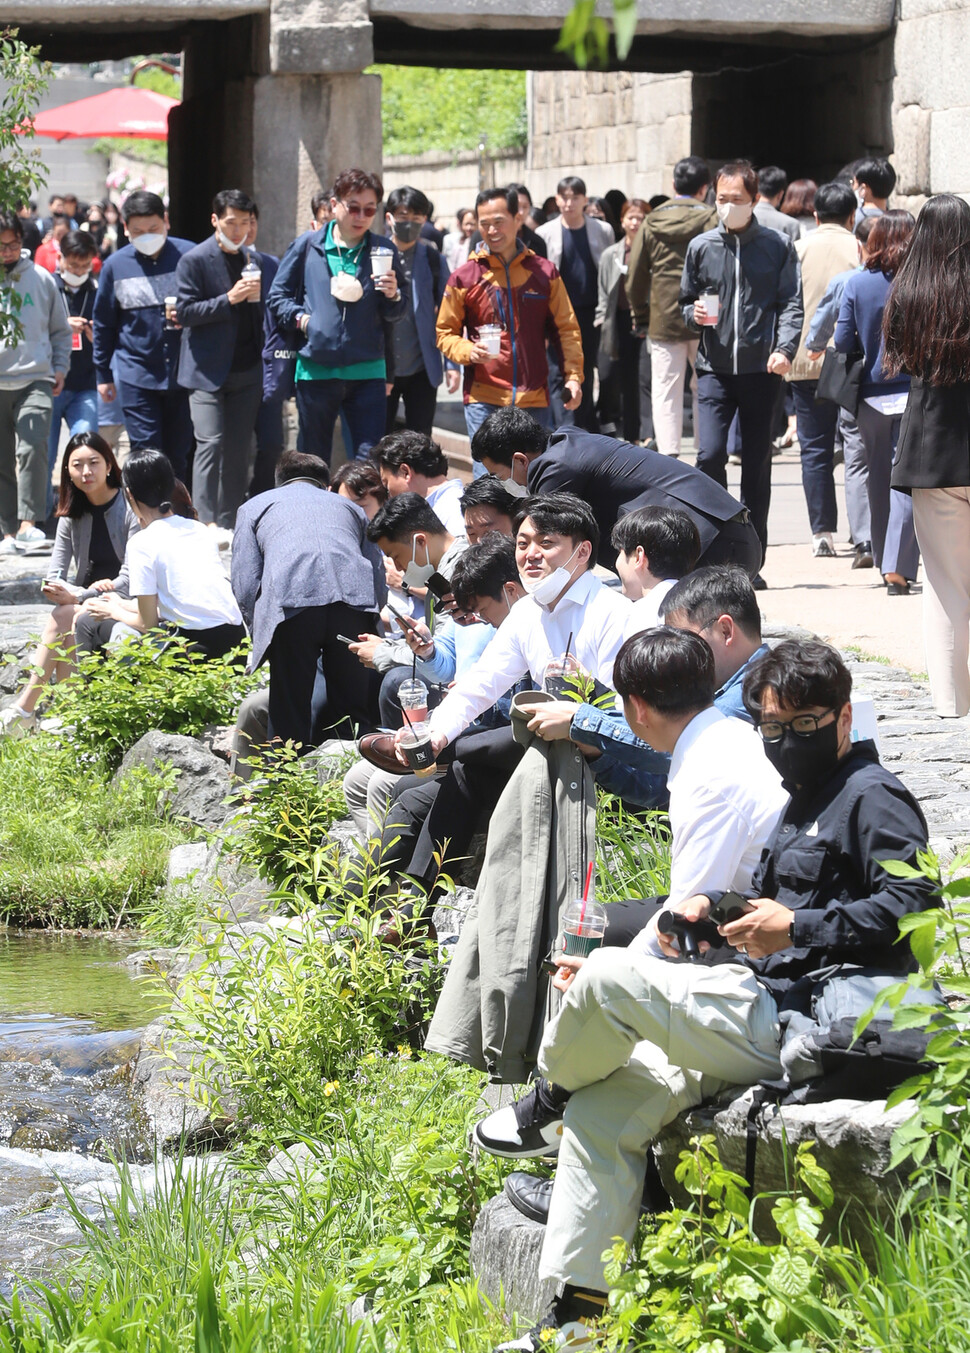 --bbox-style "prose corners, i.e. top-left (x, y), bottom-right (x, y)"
top-left (217, 228), bottom-right (243, 253)
top-left (716, 201), bottom-right (754, 231)
top-left (501, 476), bottom-right (530, 499)
top-left (132, 233), bottom-right (166, 257)
top-left (62, 270), bottom-right (90, 289)
top-left (519, 544), bottom-right (582, 608)
top-left (854, 188), bottom-right (865, 208)
top-left (403, 536), bottom-right (435, 588)
top-left (331, 272), bottom-right (363, 303)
